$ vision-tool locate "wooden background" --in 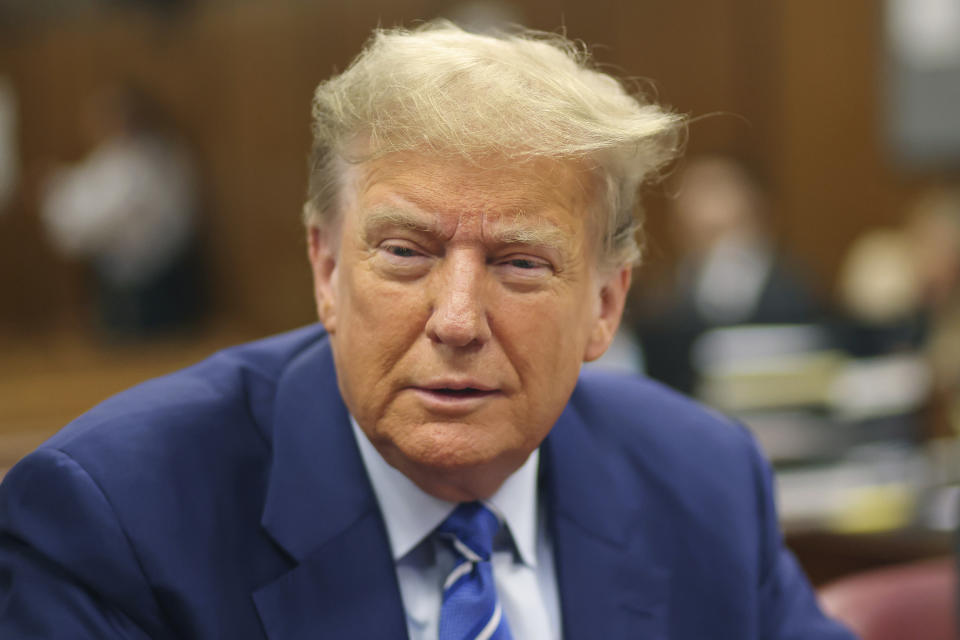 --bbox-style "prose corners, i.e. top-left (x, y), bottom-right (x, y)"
top-left (0, 0), bottom-right (942, 339)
